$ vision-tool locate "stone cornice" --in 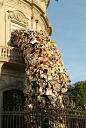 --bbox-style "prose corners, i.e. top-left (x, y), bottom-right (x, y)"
top-left (46, 0), bottom-right (50, 9)
top-left (24, 0), bottom-right (50, 9)
top-left (24, 0), bottom-right (45, 14)
top-left (24, 0), bottom-right (52, 35)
